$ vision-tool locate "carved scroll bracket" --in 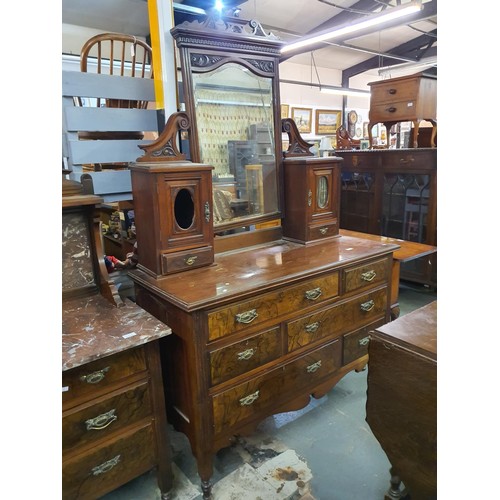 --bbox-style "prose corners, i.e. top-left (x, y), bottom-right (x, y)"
top-left (282, 118), bottom-right (314, 158)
